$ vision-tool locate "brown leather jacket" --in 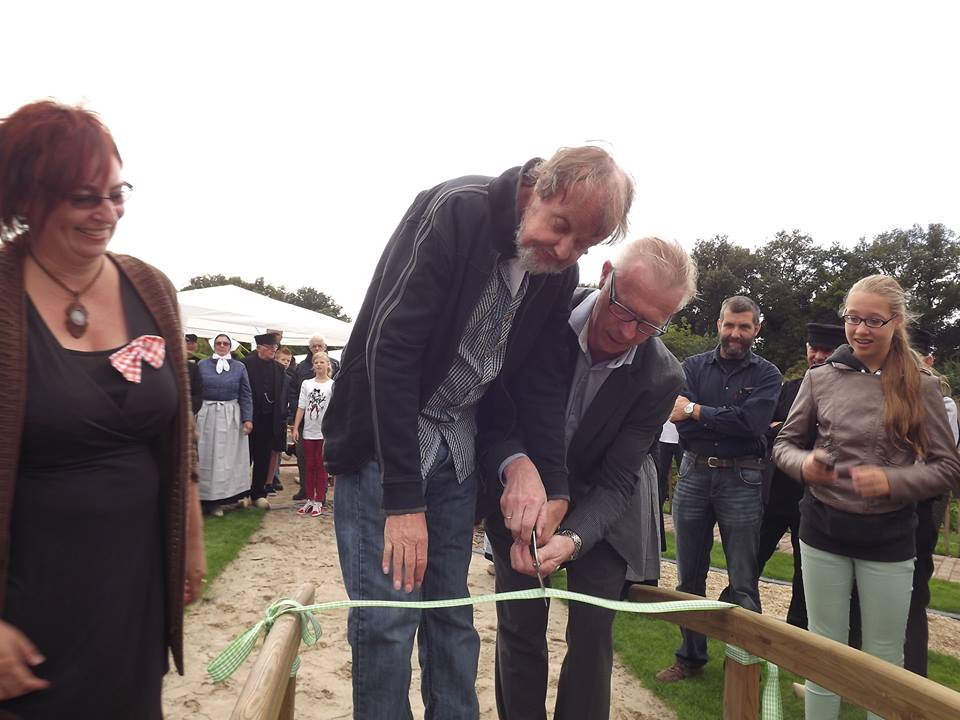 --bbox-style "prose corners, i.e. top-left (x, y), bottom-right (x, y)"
top-left (0, 238), bottom-right (195, 674)
top-left (772, 352), bottom-right (960, 515)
